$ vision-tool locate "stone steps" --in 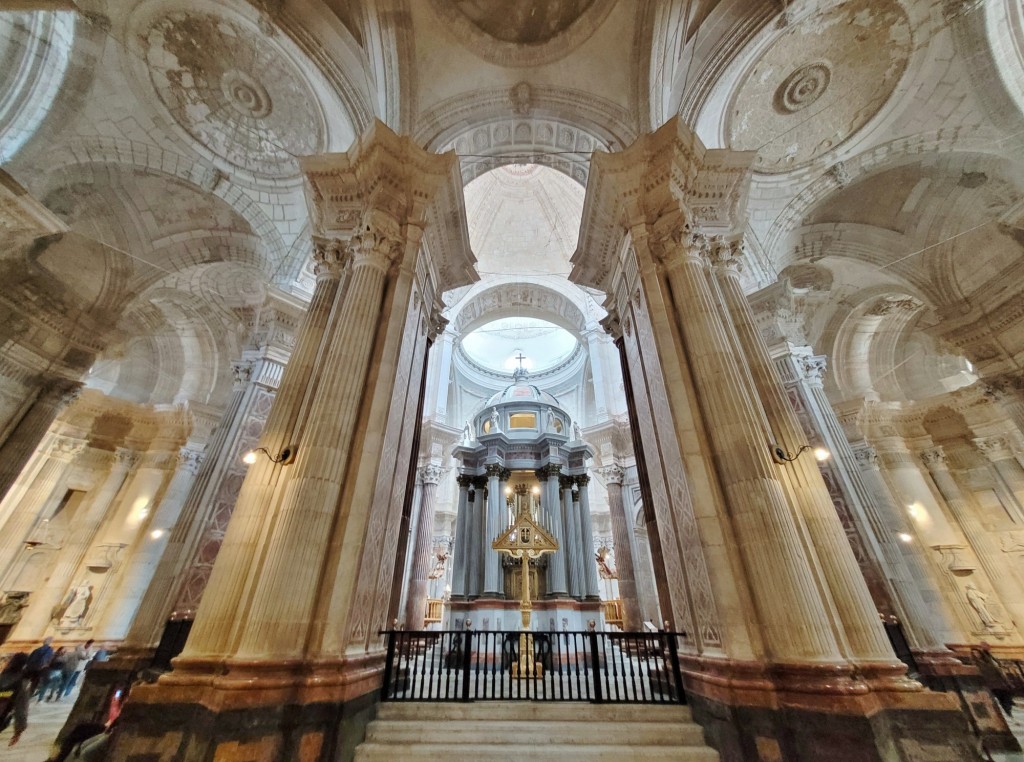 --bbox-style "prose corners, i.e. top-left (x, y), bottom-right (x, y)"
top-left (354, 702), bottom-right (719, 762)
